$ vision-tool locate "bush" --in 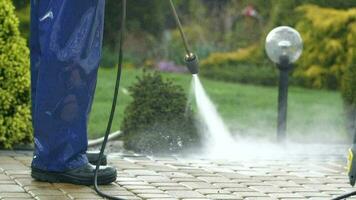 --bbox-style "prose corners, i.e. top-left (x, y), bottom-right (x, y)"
top-left (294, 5), bottom-right (356, 89)
top-left (0, 0), bottom-right (32, 148)
top-left (200, 45), bottom-right (278, 85)
top-left (121, 71), bottom-right (200, 154)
